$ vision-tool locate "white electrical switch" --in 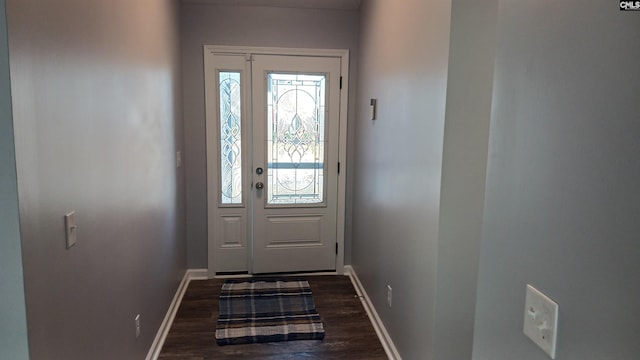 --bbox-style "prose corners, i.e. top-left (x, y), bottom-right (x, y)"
top-left (524, 284), bottom-right (559, 359)
top-left (65, 211), bottom-right (77, 249)
top-left (370, 98), bottom-right (377, 120)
